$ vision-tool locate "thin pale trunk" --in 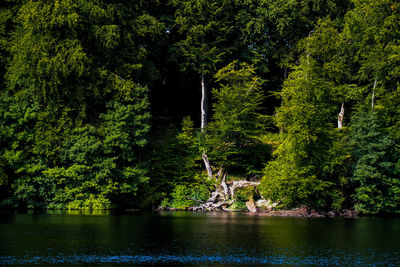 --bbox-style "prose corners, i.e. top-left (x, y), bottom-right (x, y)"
top-left (305, 29), bottom-right (314, 80)
top-left (200, 75), bottom-right (211, 188)
top-left (372, 75), bottom-right (377, 108)
top-left (338, 102), bottom-right (345, 129)
top-left (215, 168), bottom-right (224, 181)
top-left (283, 66), bottom-right (287, 79)
top-left (201, 74), bottom-right (207, 131)
top-left (202, 152), bottom-right (213, 180)
top-left (199, 152), bottom-right (214, 193)
top-left (220, 172), bottom-right (229, 198)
